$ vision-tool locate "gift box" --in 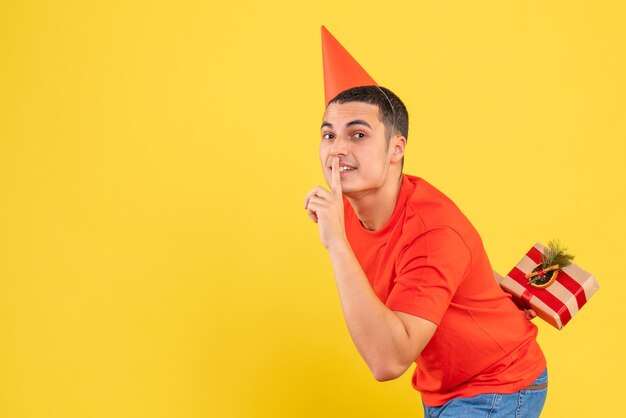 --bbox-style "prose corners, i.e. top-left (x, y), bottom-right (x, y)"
top-left (494, 243), bottom-right (600, 329)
